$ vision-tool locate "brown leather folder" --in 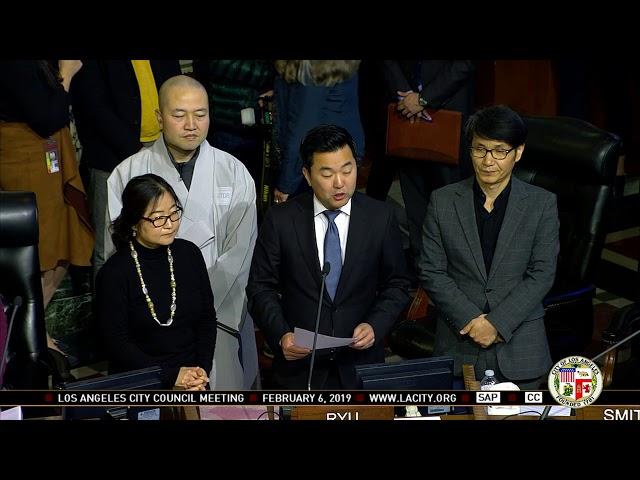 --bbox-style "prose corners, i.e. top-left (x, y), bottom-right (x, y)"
top-left (386, 103), bottom-right (462, 165)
